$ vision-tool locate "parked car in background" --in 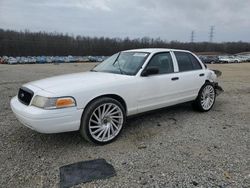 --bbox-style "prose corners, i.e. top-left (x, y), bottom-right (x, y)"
top-left (28, 56), bottom-right (37, 63)
top-left (8, 57), bottom-right (18, 64)
top-left (219, 56), bottom-right (241, 63)
top-left (58, 56), bottom-right (65, 63)
top-left (11, 48), bottom-right (223, 144)
top-left (15, 57), bottom-right (21, 63)
top-left (21, 57), bottom-right (30, 64)
top-left (68, 55), bottom-right (77, 63)
top-left (88, 56), bottom-right (98, 62)
top-left (246, 56), bottom-right (250, 62)
top-left (45, 56), bottom-right (52, 63)
top-left (199, 56), bottom-right (219, 64)
top-left (51, 56), bottom-right (58, 63)
top-left (237, 55), bottom-right (249, 62)
top-left (52, 56), bottom-right (65, 63)
top-left (3, 56), bottom-right (9, 64)
top-left (36, 56), bottom-right (47, 64)
top-left (82, 56), bottom-right (90, 62)
top-left (0, 57), bottom-right (5, 64)
top-left (64, 56), bottom-right (70, 63)
top-left (97, 56), bottom-right (108, 62)
top-left (76, 56), bottom-right (84, 62)
top-left (0, 56), bottom-right (8, 64)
